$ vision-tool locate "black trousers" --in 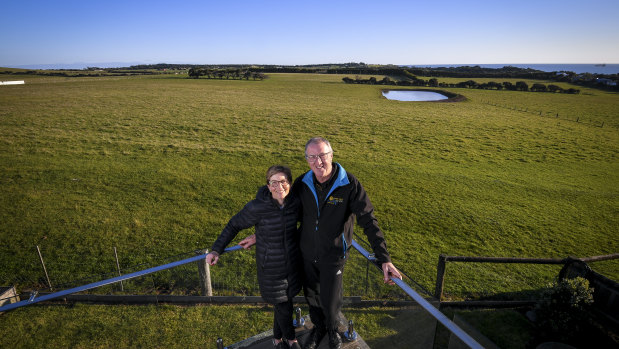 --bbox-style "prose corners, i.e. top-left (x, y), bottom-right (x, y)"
top-left (302, 258), bottom-right (346, 331)
top-left (273, 298), bottom-right (295, 340)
